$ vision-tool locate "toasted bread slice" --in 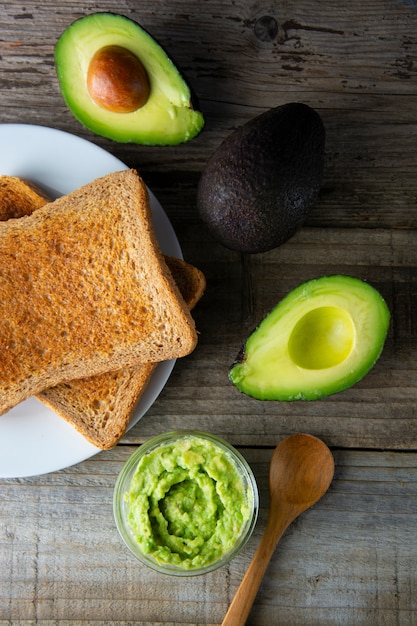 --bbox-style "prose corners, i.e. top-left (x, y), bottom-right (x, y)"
top-left (39, 256), bottom-right (205, 449)
top-left (0, 174), bottom-right (205, 448)
top-left (0, 169), bottom-right (198, 415)
top-left (0, 175), bottom-right (50, 219)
